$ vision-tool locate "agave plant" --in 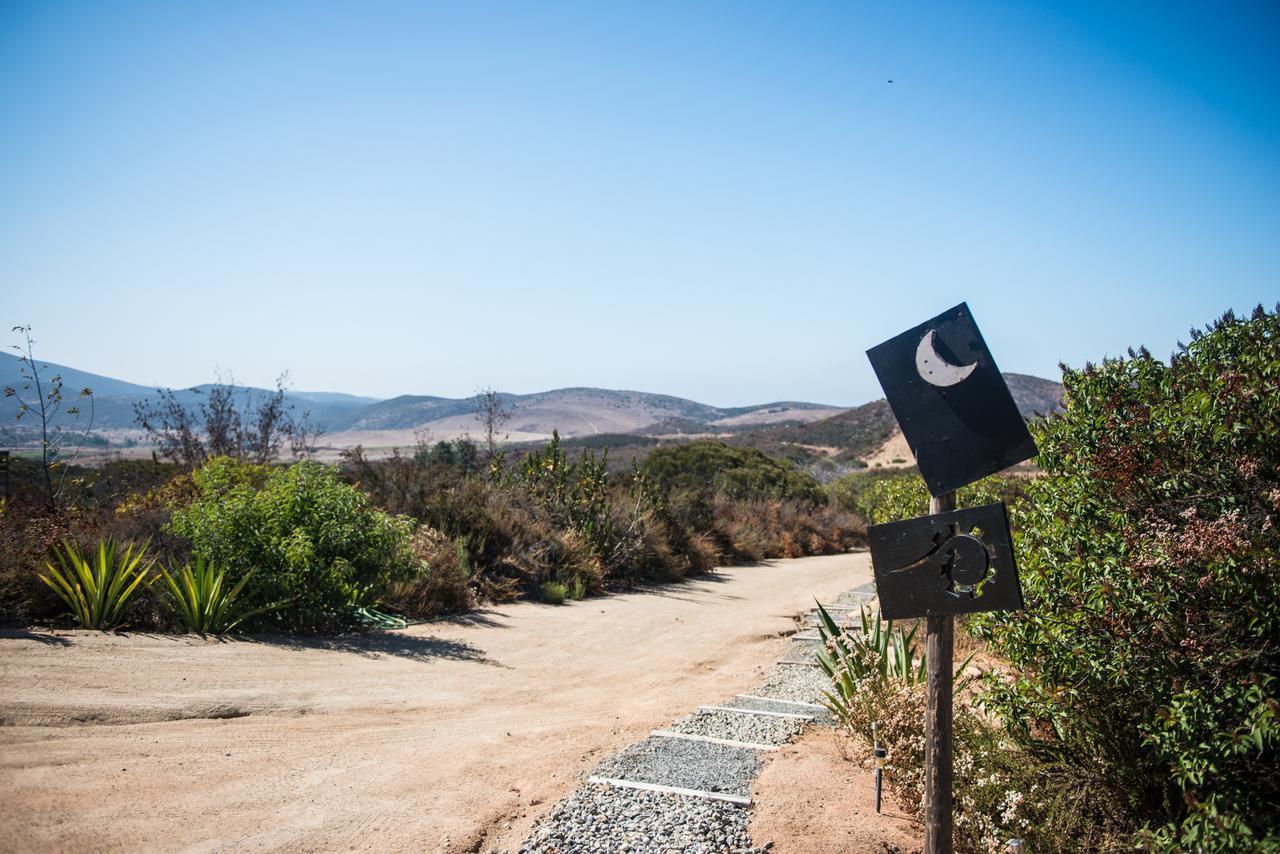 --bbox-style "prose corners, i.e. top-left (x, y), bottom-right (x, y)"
top-left (159, 559), bottom-right (279, 635)
top-left (815, 602), bottom-right (975, 723)
top-left (815, 603), bottom-right (927, 685)
top-left (39, 539), bottom-right (155, 630)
